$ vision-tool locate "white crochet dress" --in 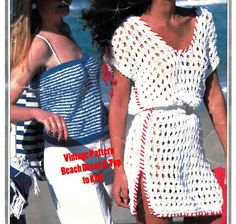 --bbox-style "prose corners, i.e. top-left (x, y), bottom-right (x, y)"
top-left (110, 7), bottom-right (223, 217)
